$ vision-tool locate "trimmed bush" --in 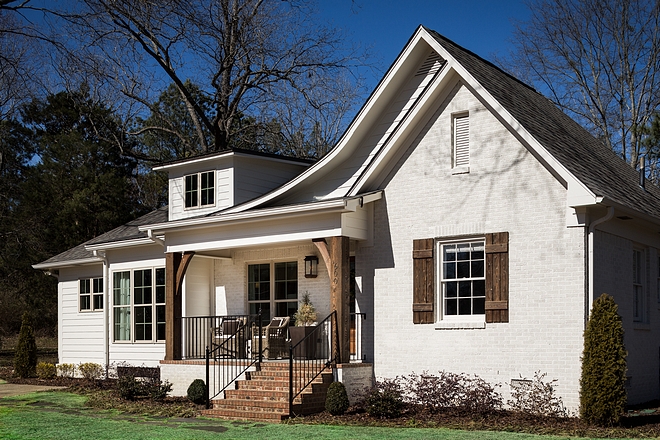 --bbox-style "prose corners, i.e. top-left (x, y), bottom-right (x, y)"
top-left (57, 363), bottom-right (76, 378)
top-left (325, 381), bottom-right (349, 415)
top-left (79, 362), bottom-right (104, 380)
top-left (580, 293), bottom-right (627, 426)
top-left (14, 312), bottom-right (37, 378)
top-left (365, 378), bottom-right (405, 419)
top-left (187, 379), bottom-right (207, 404)
top-left (36, 362), bottom-right (57, 379)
